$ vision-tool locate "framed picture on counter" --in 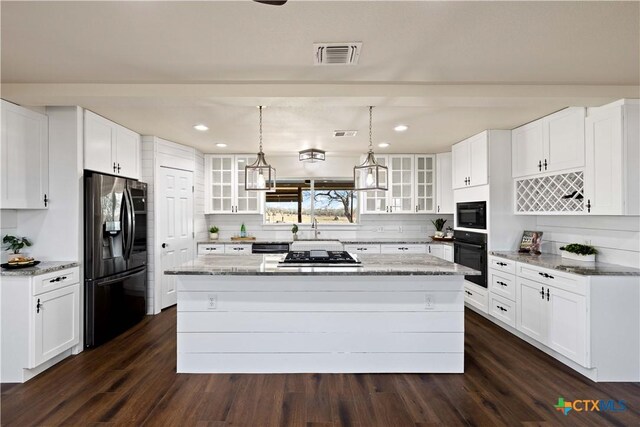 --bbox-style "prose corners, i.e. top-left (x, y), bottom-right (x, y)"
top-left (519, 230), bottom-right (543, 254)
